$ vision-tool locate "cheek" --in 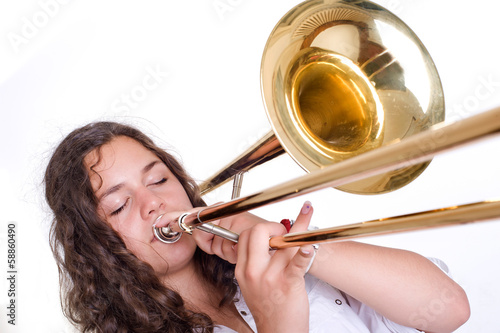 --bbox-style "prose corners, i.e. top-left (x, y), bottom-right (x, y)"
top-left (114, 219), bottom-right (142, 239)
top-left (105, 223), bottom-right (168, 270)
top-left (97, 208), bottom-right (143, 245)
top-left (164, 181), bottom-right (195, 209)
top-left (132, 236), bottom-right (197, 274)
top-left (103, 203), bottom-right (145, 239)
top-left (105, 215), bottom-right (152, 259)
